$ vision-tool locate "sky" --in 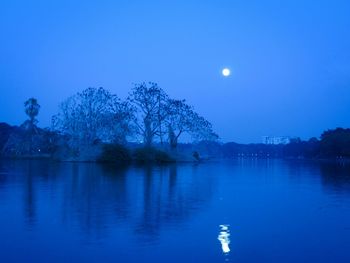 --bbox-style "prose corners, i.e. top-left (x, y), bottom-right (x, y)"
top-left (1, 0), bottom-right (350, 143)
